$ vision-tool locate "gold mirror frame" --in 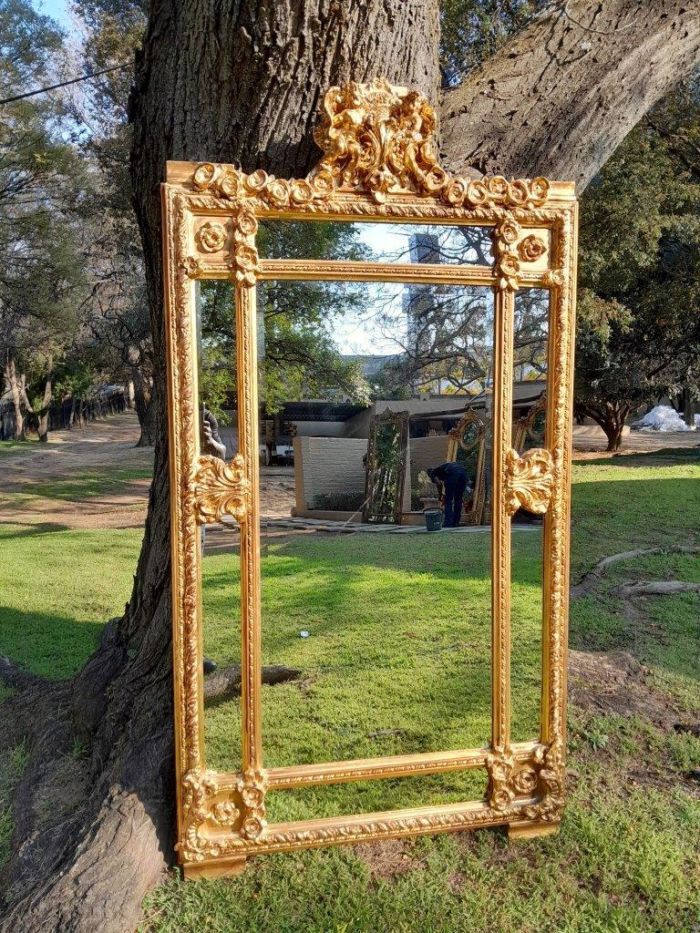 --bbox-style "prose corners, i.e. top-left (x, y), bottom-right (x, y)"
top-left (446, 408), bottom-right (488, 525)
top-left (162, 79), bottom-right (578, 878)
top-left (514, 390), bottom-right (548, 452)
top-left (363, 409), bottom-right (409, 524)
